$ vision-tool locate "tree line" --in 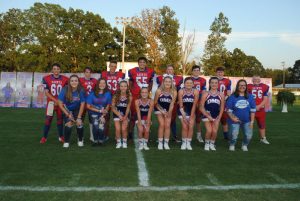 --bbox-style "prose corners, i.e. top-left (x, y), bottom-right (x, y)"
top-left (0, 3), bottom-right (299, 84)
